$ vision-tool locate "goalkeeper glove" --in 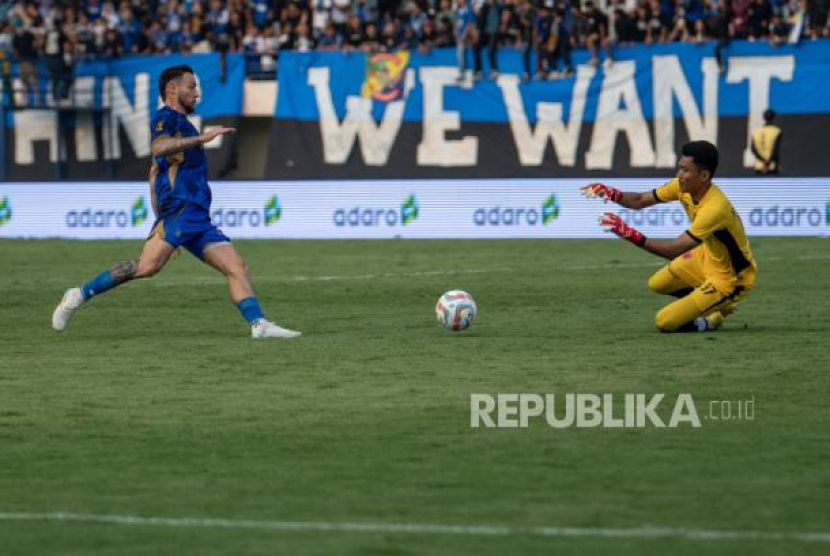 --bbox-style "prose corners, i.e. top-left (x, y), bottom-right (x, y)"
top-left (580, 182), bottom-right (622, 203)
top-left (599, 212), bottom-right (646, 247)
